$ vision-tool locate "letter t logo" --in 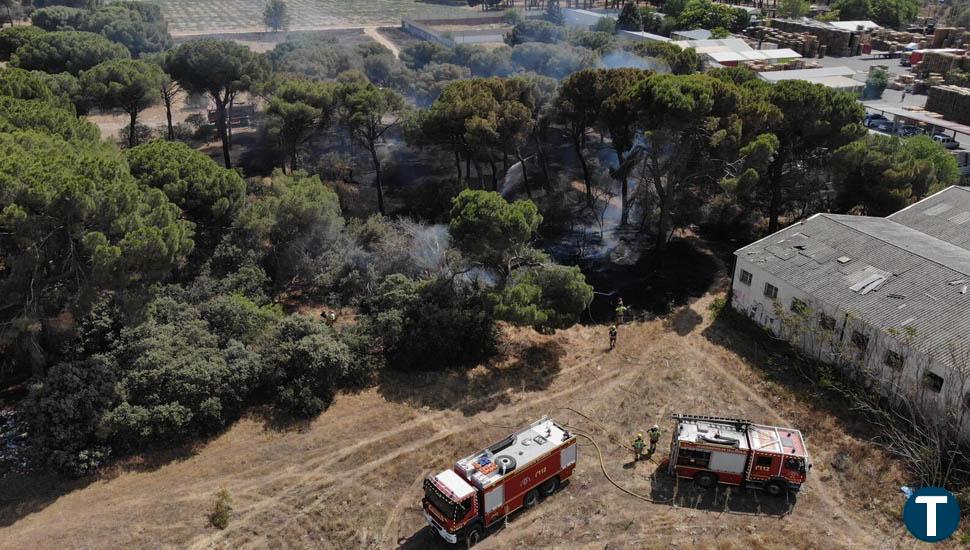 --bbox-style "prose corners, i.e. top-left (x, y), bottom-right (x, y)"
top-left (916, 495), bottom-right (949, 537)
